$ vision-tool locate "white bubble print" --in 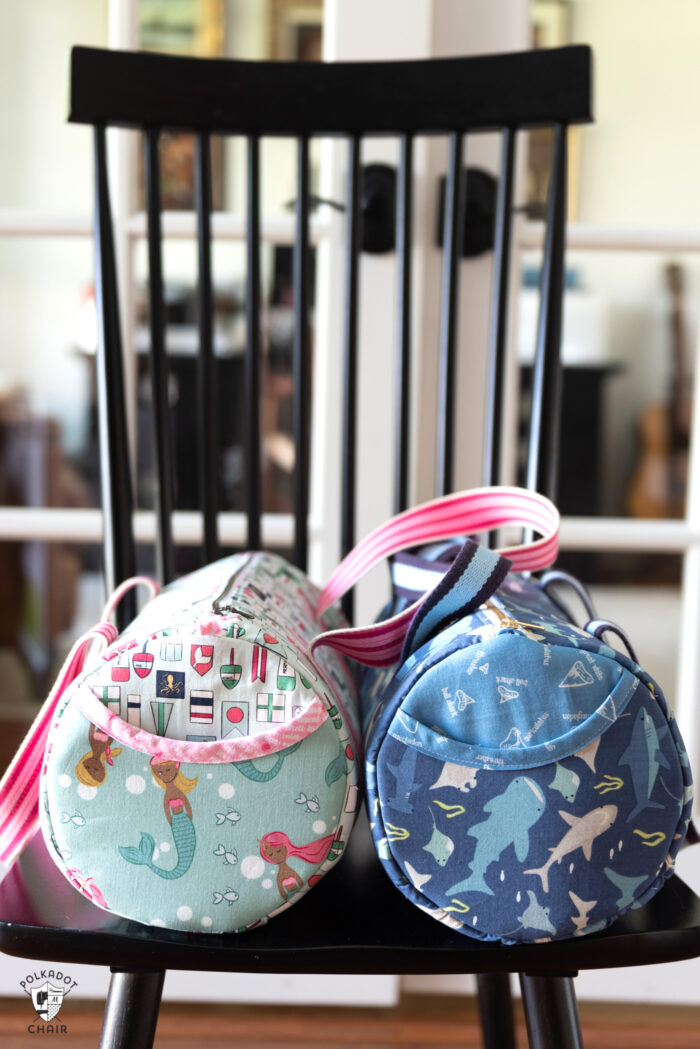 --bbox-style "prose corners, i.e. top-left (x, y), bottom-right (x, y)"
top-left (58, 774), bottom-right (71, 788)
top-left (177, 906), bottom-right (193, 922)
top-left (262, 879), bottom-right (273, 889)
top-left (201, 916), bottom-right (213, 928)
top-left (218, 783), bottom-right (235, 799)
top-left (241, 855), bottom-right (265, 880)
top-left (76, 784), bottom-right (97, 801)
top-left (150, 919), bottom-right (165, 927)
top-left (160, 841), bottom-right (171, 853)
top-left (312, 820), bottom-right (327, 834)
top-left (125, 775), bottom-right (146, 795)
